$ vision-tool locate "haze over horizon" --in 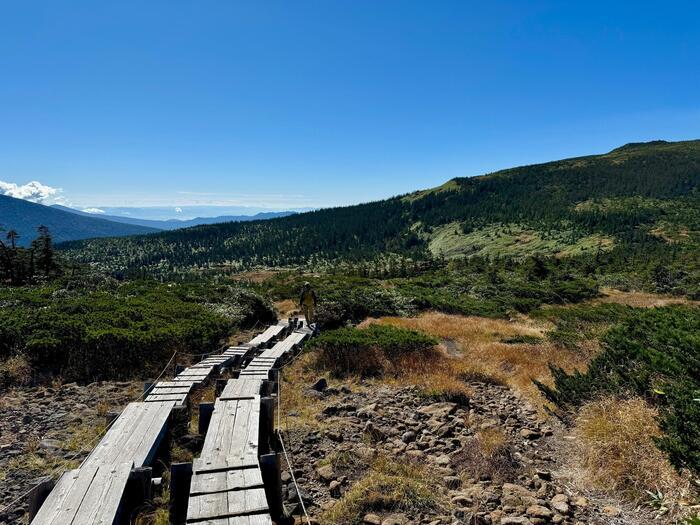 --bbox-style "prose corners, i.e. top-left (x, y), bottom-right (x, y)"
top-left (1, 1), bottom-right (699, 215)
